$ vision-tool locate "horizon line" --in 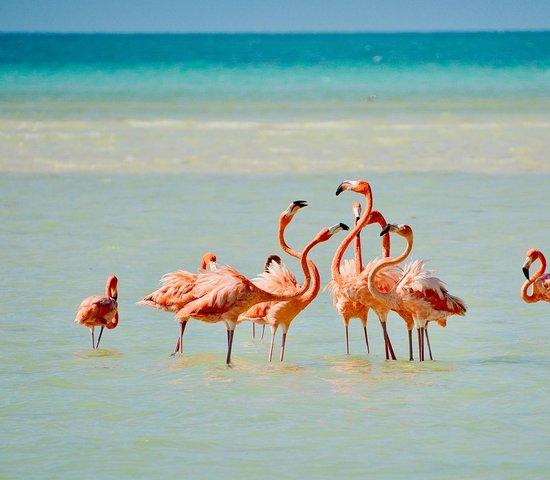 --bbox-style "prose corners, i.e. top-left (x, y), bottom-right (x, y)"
top-left (1, 28), bottom-right (549, 35)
